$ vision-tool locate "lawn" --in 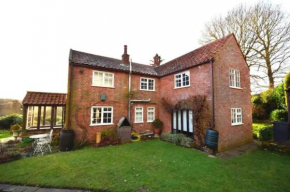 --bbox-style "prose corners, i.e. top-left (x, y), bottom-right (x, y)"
top-left (253, 121), bottom-right (272, 138)
top-left (0, 140), bottom-right (290, 192)
top-left (0, 130), bottom-right (11, 139)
